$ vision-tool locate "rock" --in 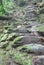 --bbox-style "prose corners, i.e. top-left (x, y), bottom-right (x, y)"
top-left (32, 56), bottom-right (44, 65)
top-left (20, 44), bottom-right (44, 54)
